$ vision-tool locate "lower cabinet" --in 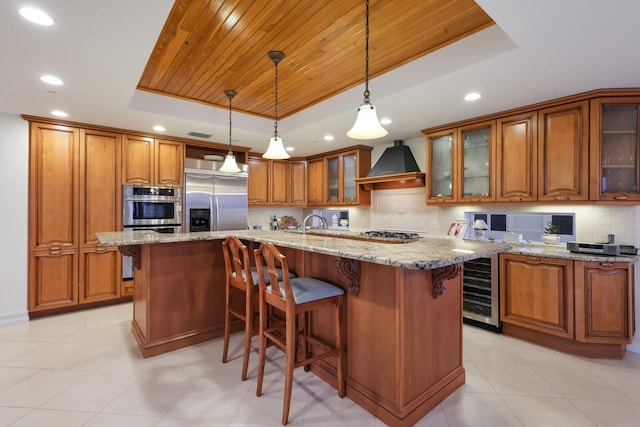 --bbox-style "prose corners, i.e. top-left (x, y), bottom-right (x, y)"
top-left (29, 249), bottom-right (79, 311)
top-left (79, 247), bottom-right (121, 304)
top-left (574, 261), bottom-right (634, 344)
top-left (499, 254), bottom-right (634, 358)
top-left (500, 254), bottom-right (574, 338)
